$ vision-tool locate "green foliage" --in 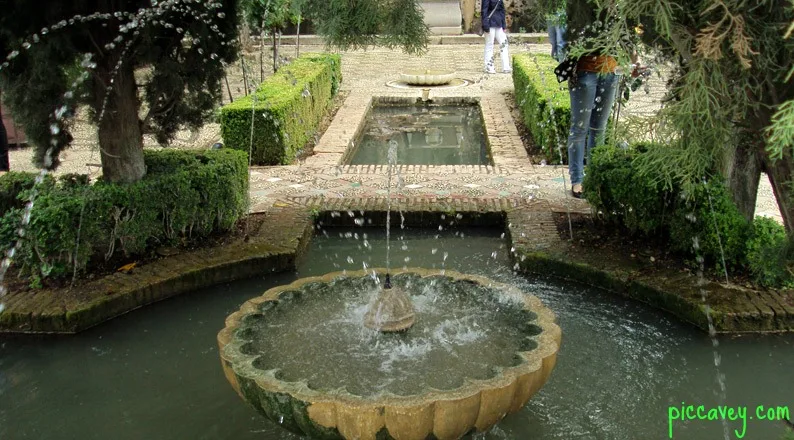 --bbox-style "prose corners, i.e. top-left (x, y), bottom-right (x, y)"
top-left (586, 0), bottom-right (794, 228)
top-left (220, 53), bottom-right (341, 165)
top-left (0, 149), bottom-right (249, 283)
top-left (241, 0), bottom-right (295, 32)
top-left (512, 54), bottom-right (571, 164)
top-left (306, 0), bottom-right (428, 55)
top-left (585, 142), bottom-right (758, 275)
top-left (0, 1), bottom-right (240, 170)
top-left (747, 216), bottom-right (793, 288)
top-left (535, 0), bottom-right (566, 15)
top-left (767, 99), bottom-right (794, 161)
top-left (0, 172), bottom-right (55, 215)
top-left (669, 180), bottom-right (751, 272)
top-left (584, 143), bottom-right (675, 235)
